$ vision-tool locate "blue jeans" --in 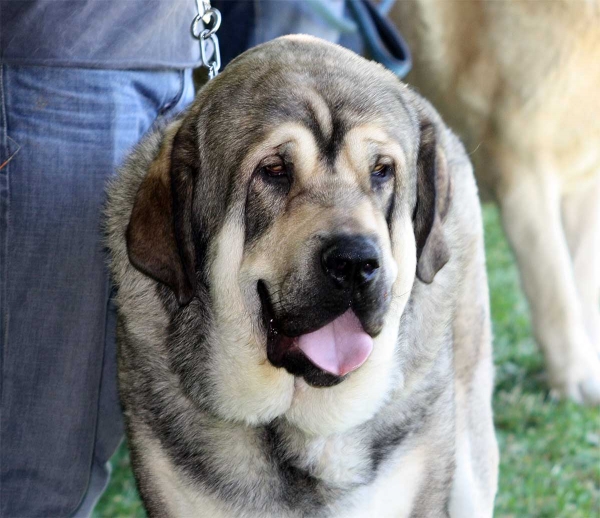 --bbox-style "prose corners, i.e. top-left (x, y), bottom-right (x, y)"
top-left (0, 65), bottom-right (194, 517)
